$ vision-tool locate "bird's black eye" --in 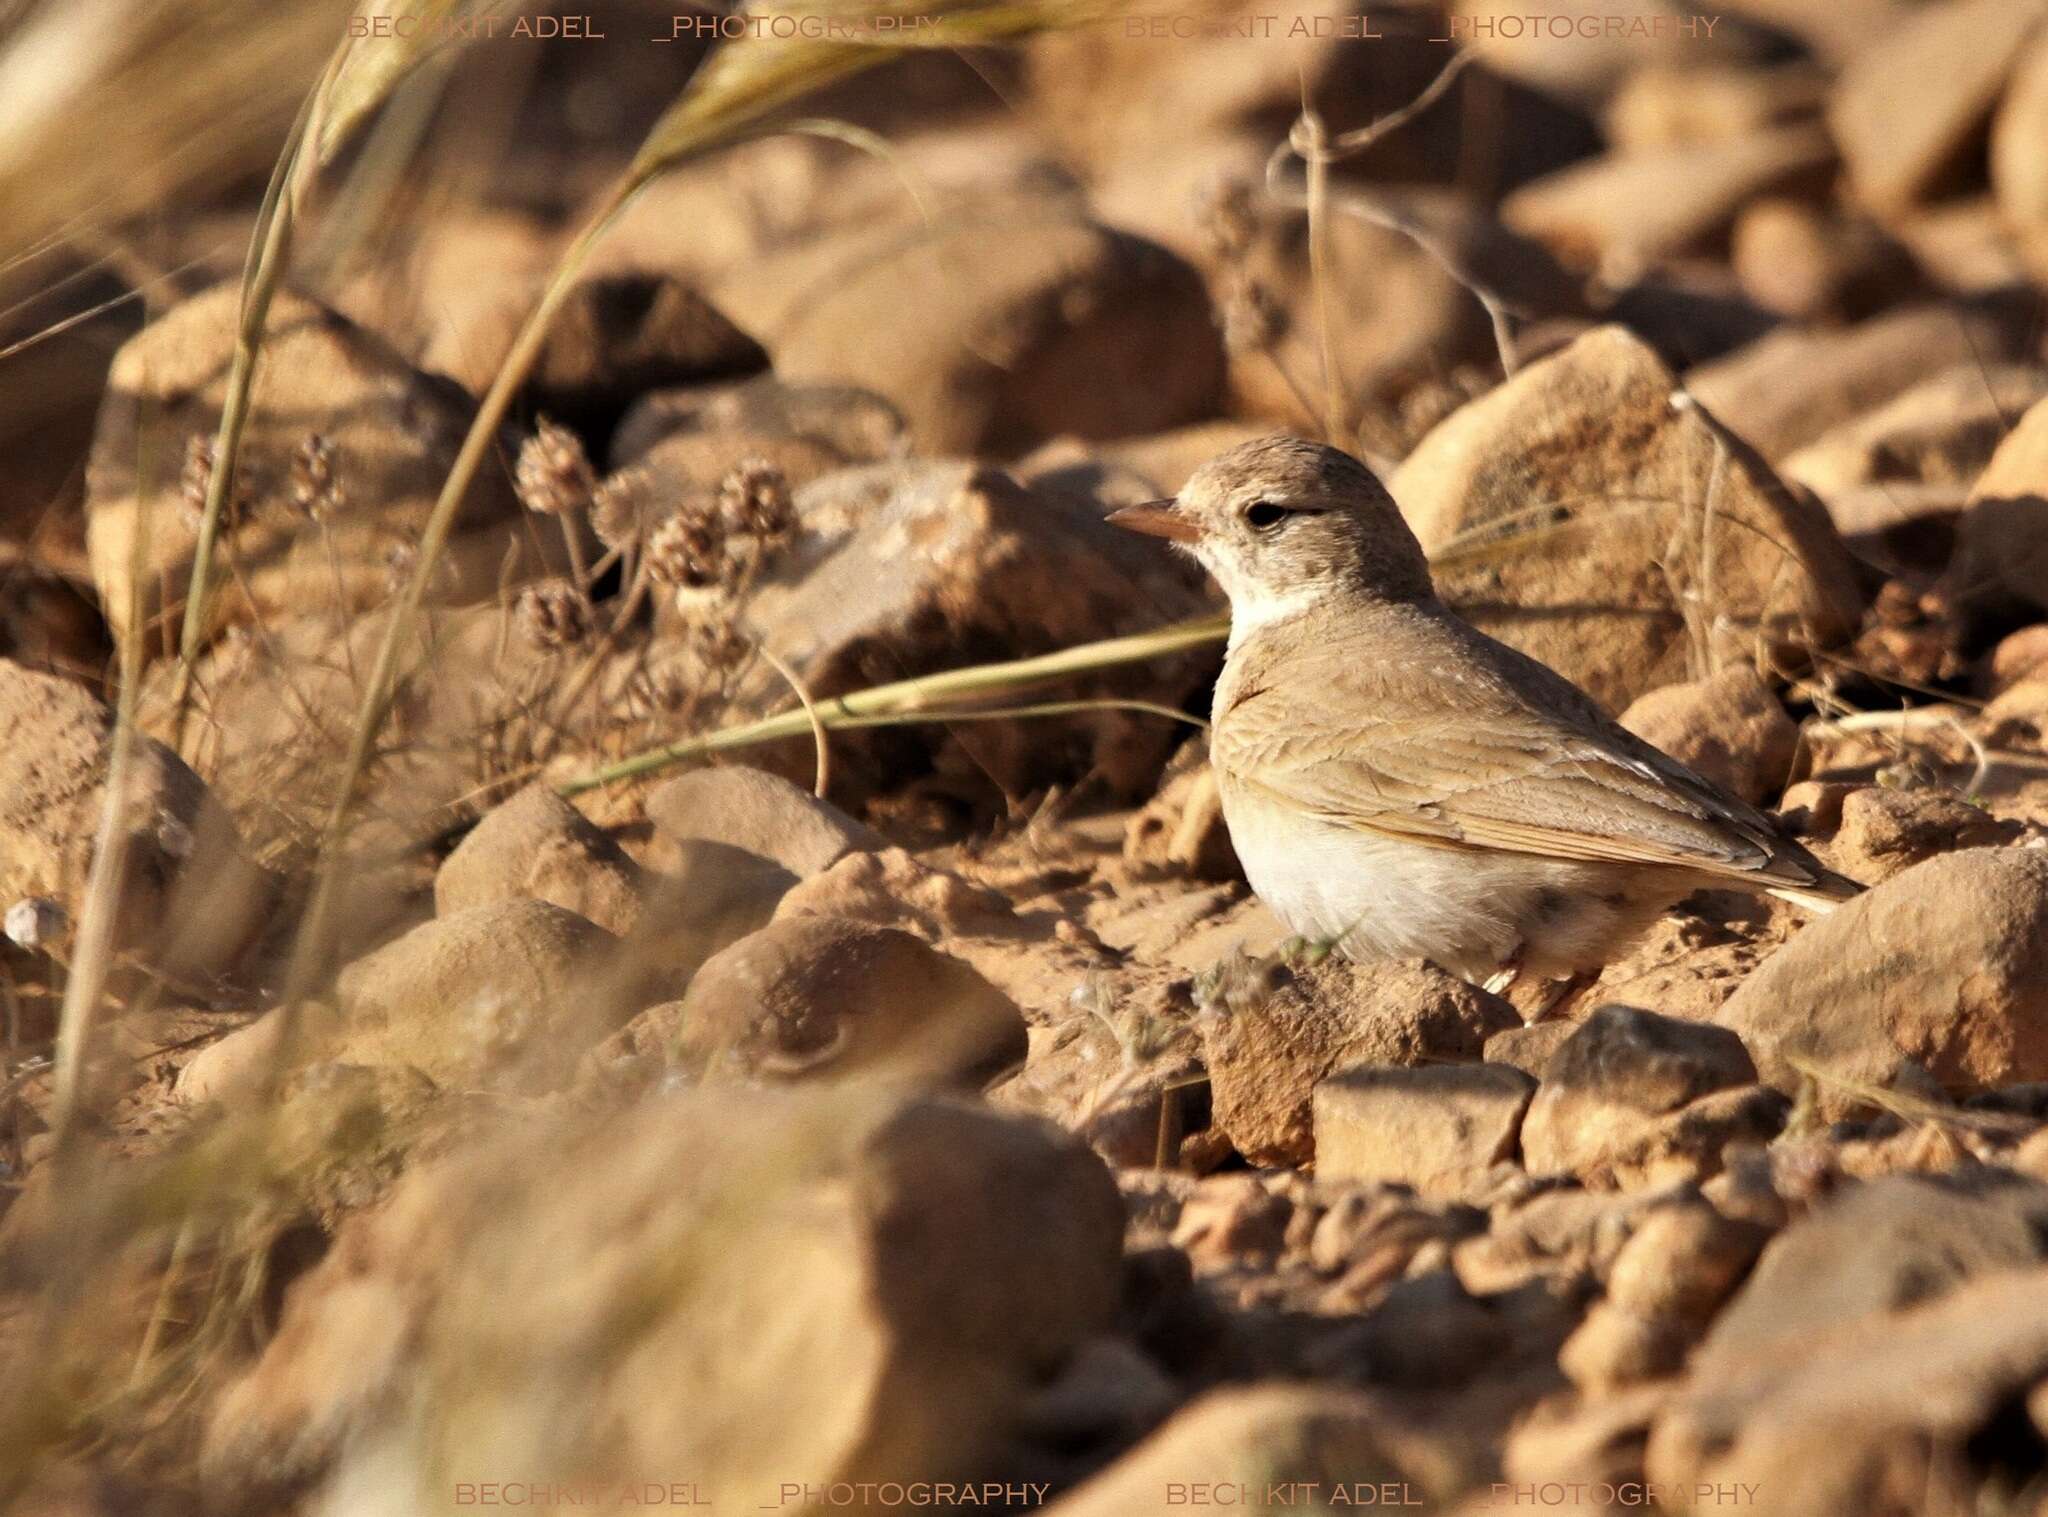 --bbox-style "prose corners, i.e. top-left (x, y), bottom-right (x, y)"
top-left (1243, 500), bottom-right (1287, 530)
